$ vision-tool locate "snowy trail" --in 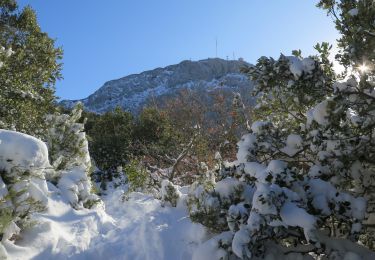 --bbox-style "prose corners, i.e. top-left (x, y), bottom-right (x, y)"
top-left (5, 186), bottom-right (207, 260)
top-left (79, 190), bottom-right (206, 260)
